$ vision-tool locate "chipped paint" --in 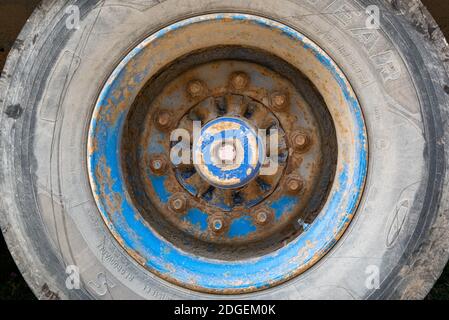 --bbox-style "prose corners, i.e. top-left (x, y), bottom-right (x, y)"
top-left (87, 13), bottom-right (368, 294)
